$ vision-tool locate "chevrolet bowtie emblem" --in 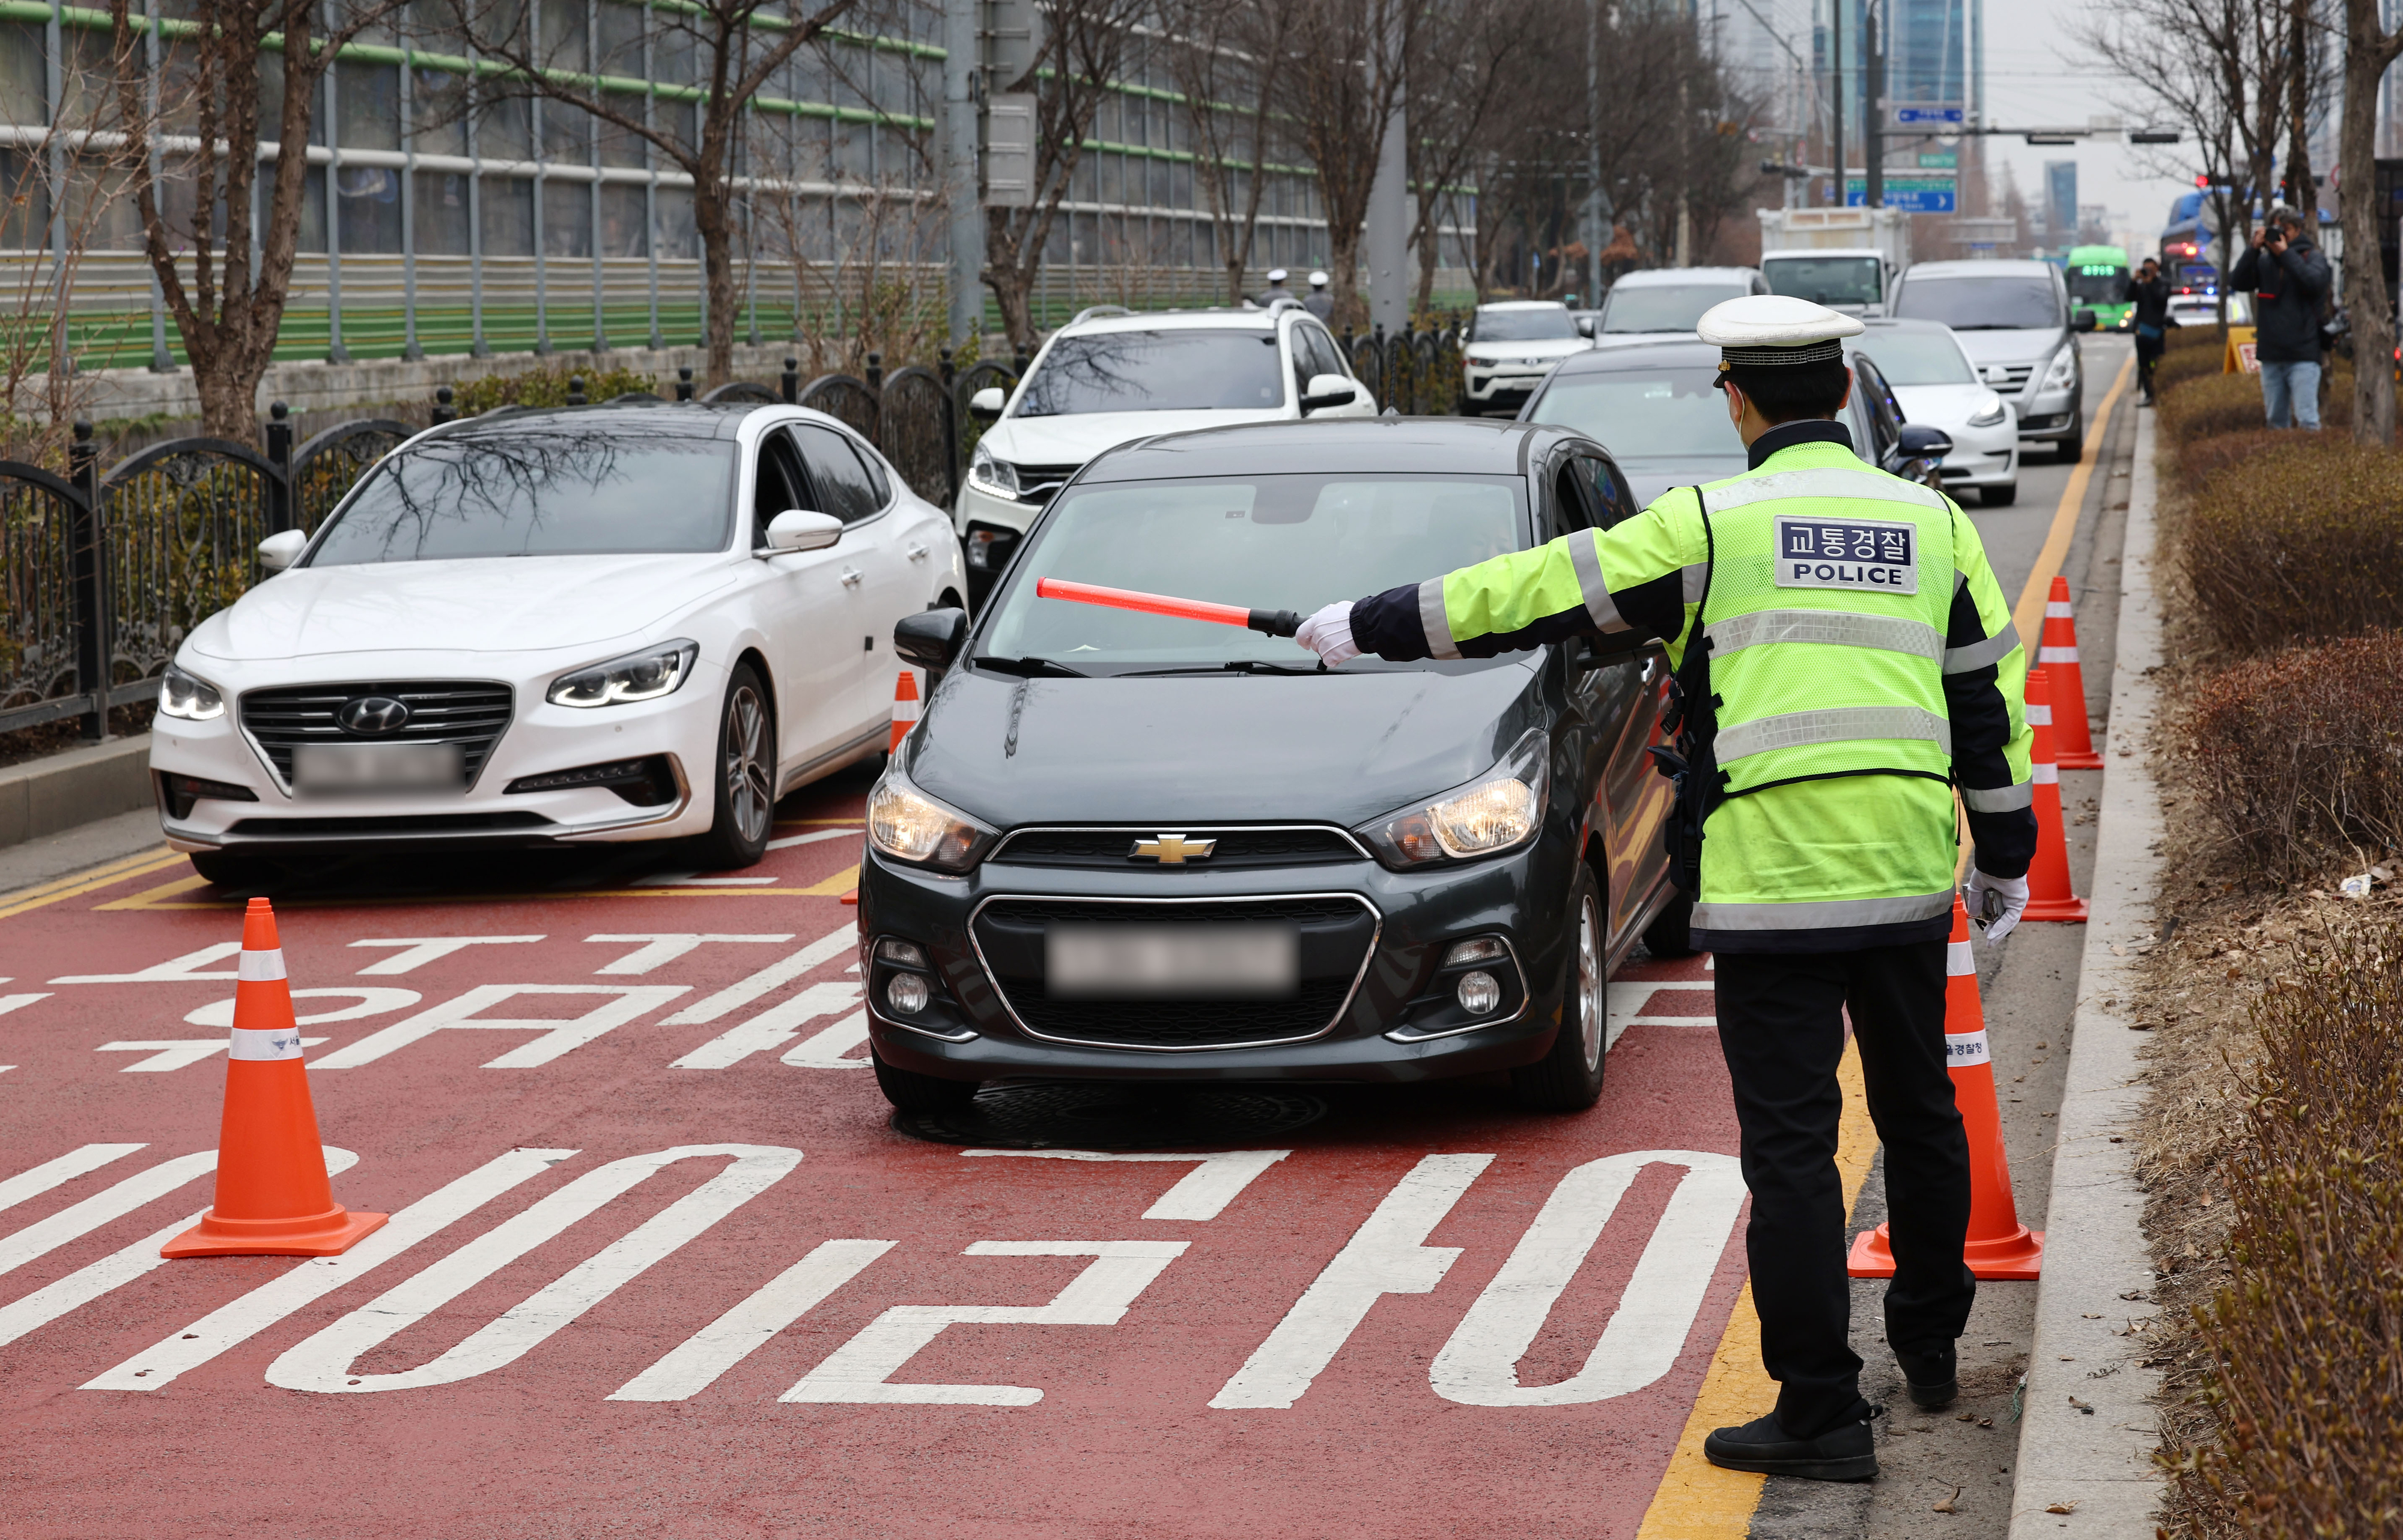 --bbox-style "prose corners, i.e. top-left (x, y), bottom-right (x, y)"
top-left (1132, 832), bottom-right (1217, 864)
